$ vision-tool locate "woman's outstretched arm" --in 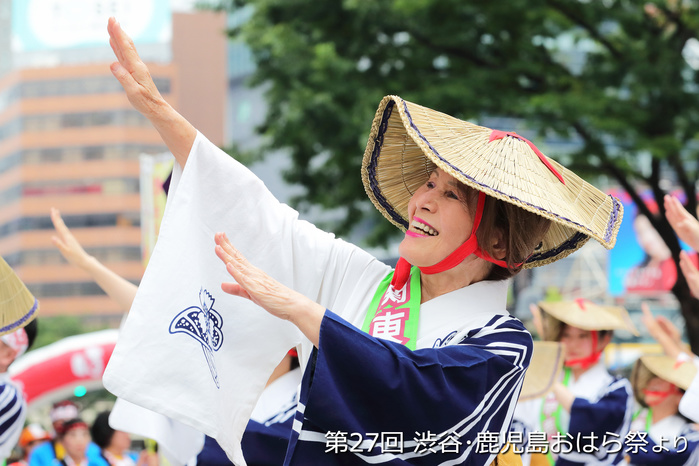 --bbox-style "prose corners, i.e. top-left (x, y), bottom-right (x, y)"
top-left (107, 17), bottom-right (196, 169)
top-left (51, 208), bottom-right (138, 311)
